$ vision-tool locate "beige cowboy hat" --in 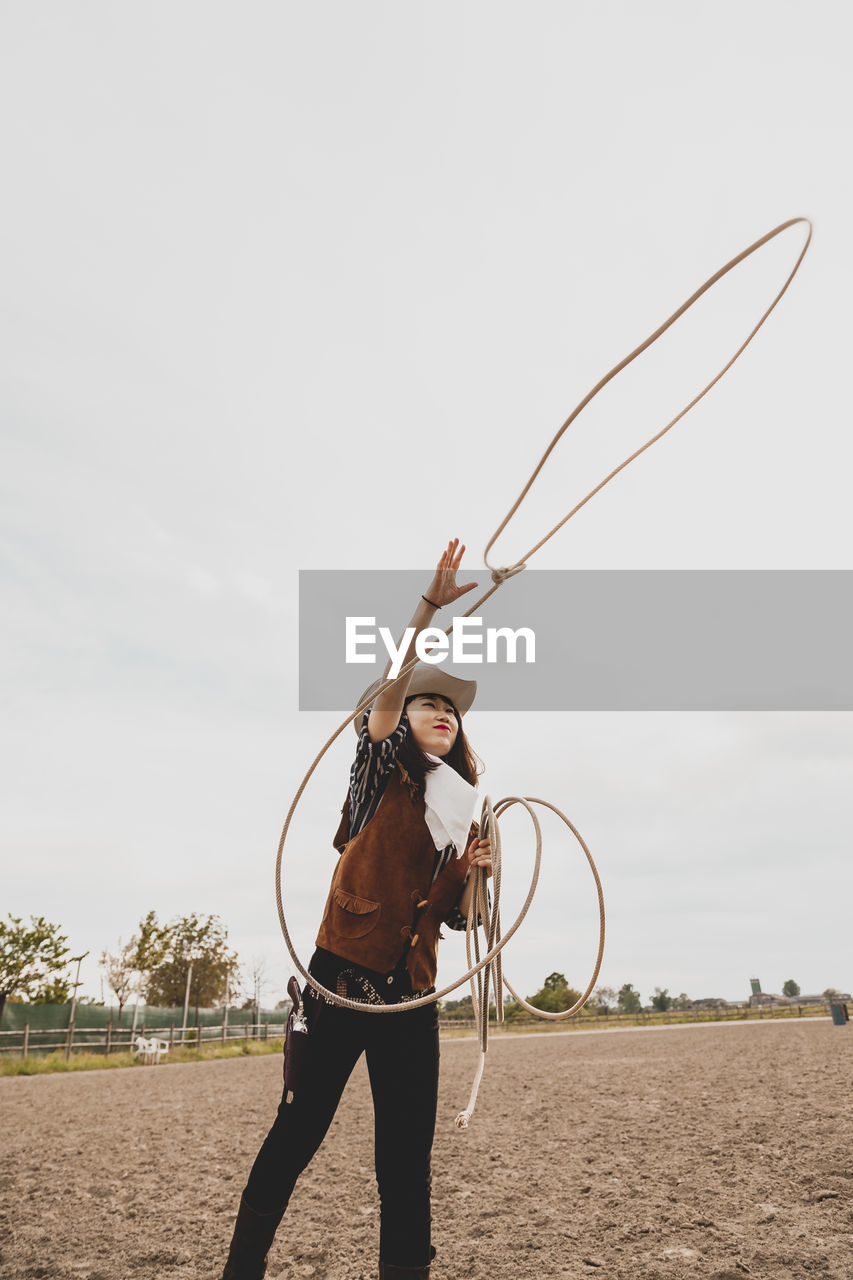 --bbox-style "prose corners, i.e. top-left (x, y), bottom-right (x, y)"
top-left (353, 664), bottom-right (477, 732)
